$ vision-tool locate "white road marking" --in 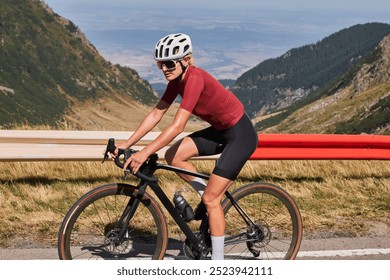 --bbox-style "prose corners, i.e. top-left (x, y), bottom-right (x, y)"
top-left (298, 248), bottom-right (390, 258)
